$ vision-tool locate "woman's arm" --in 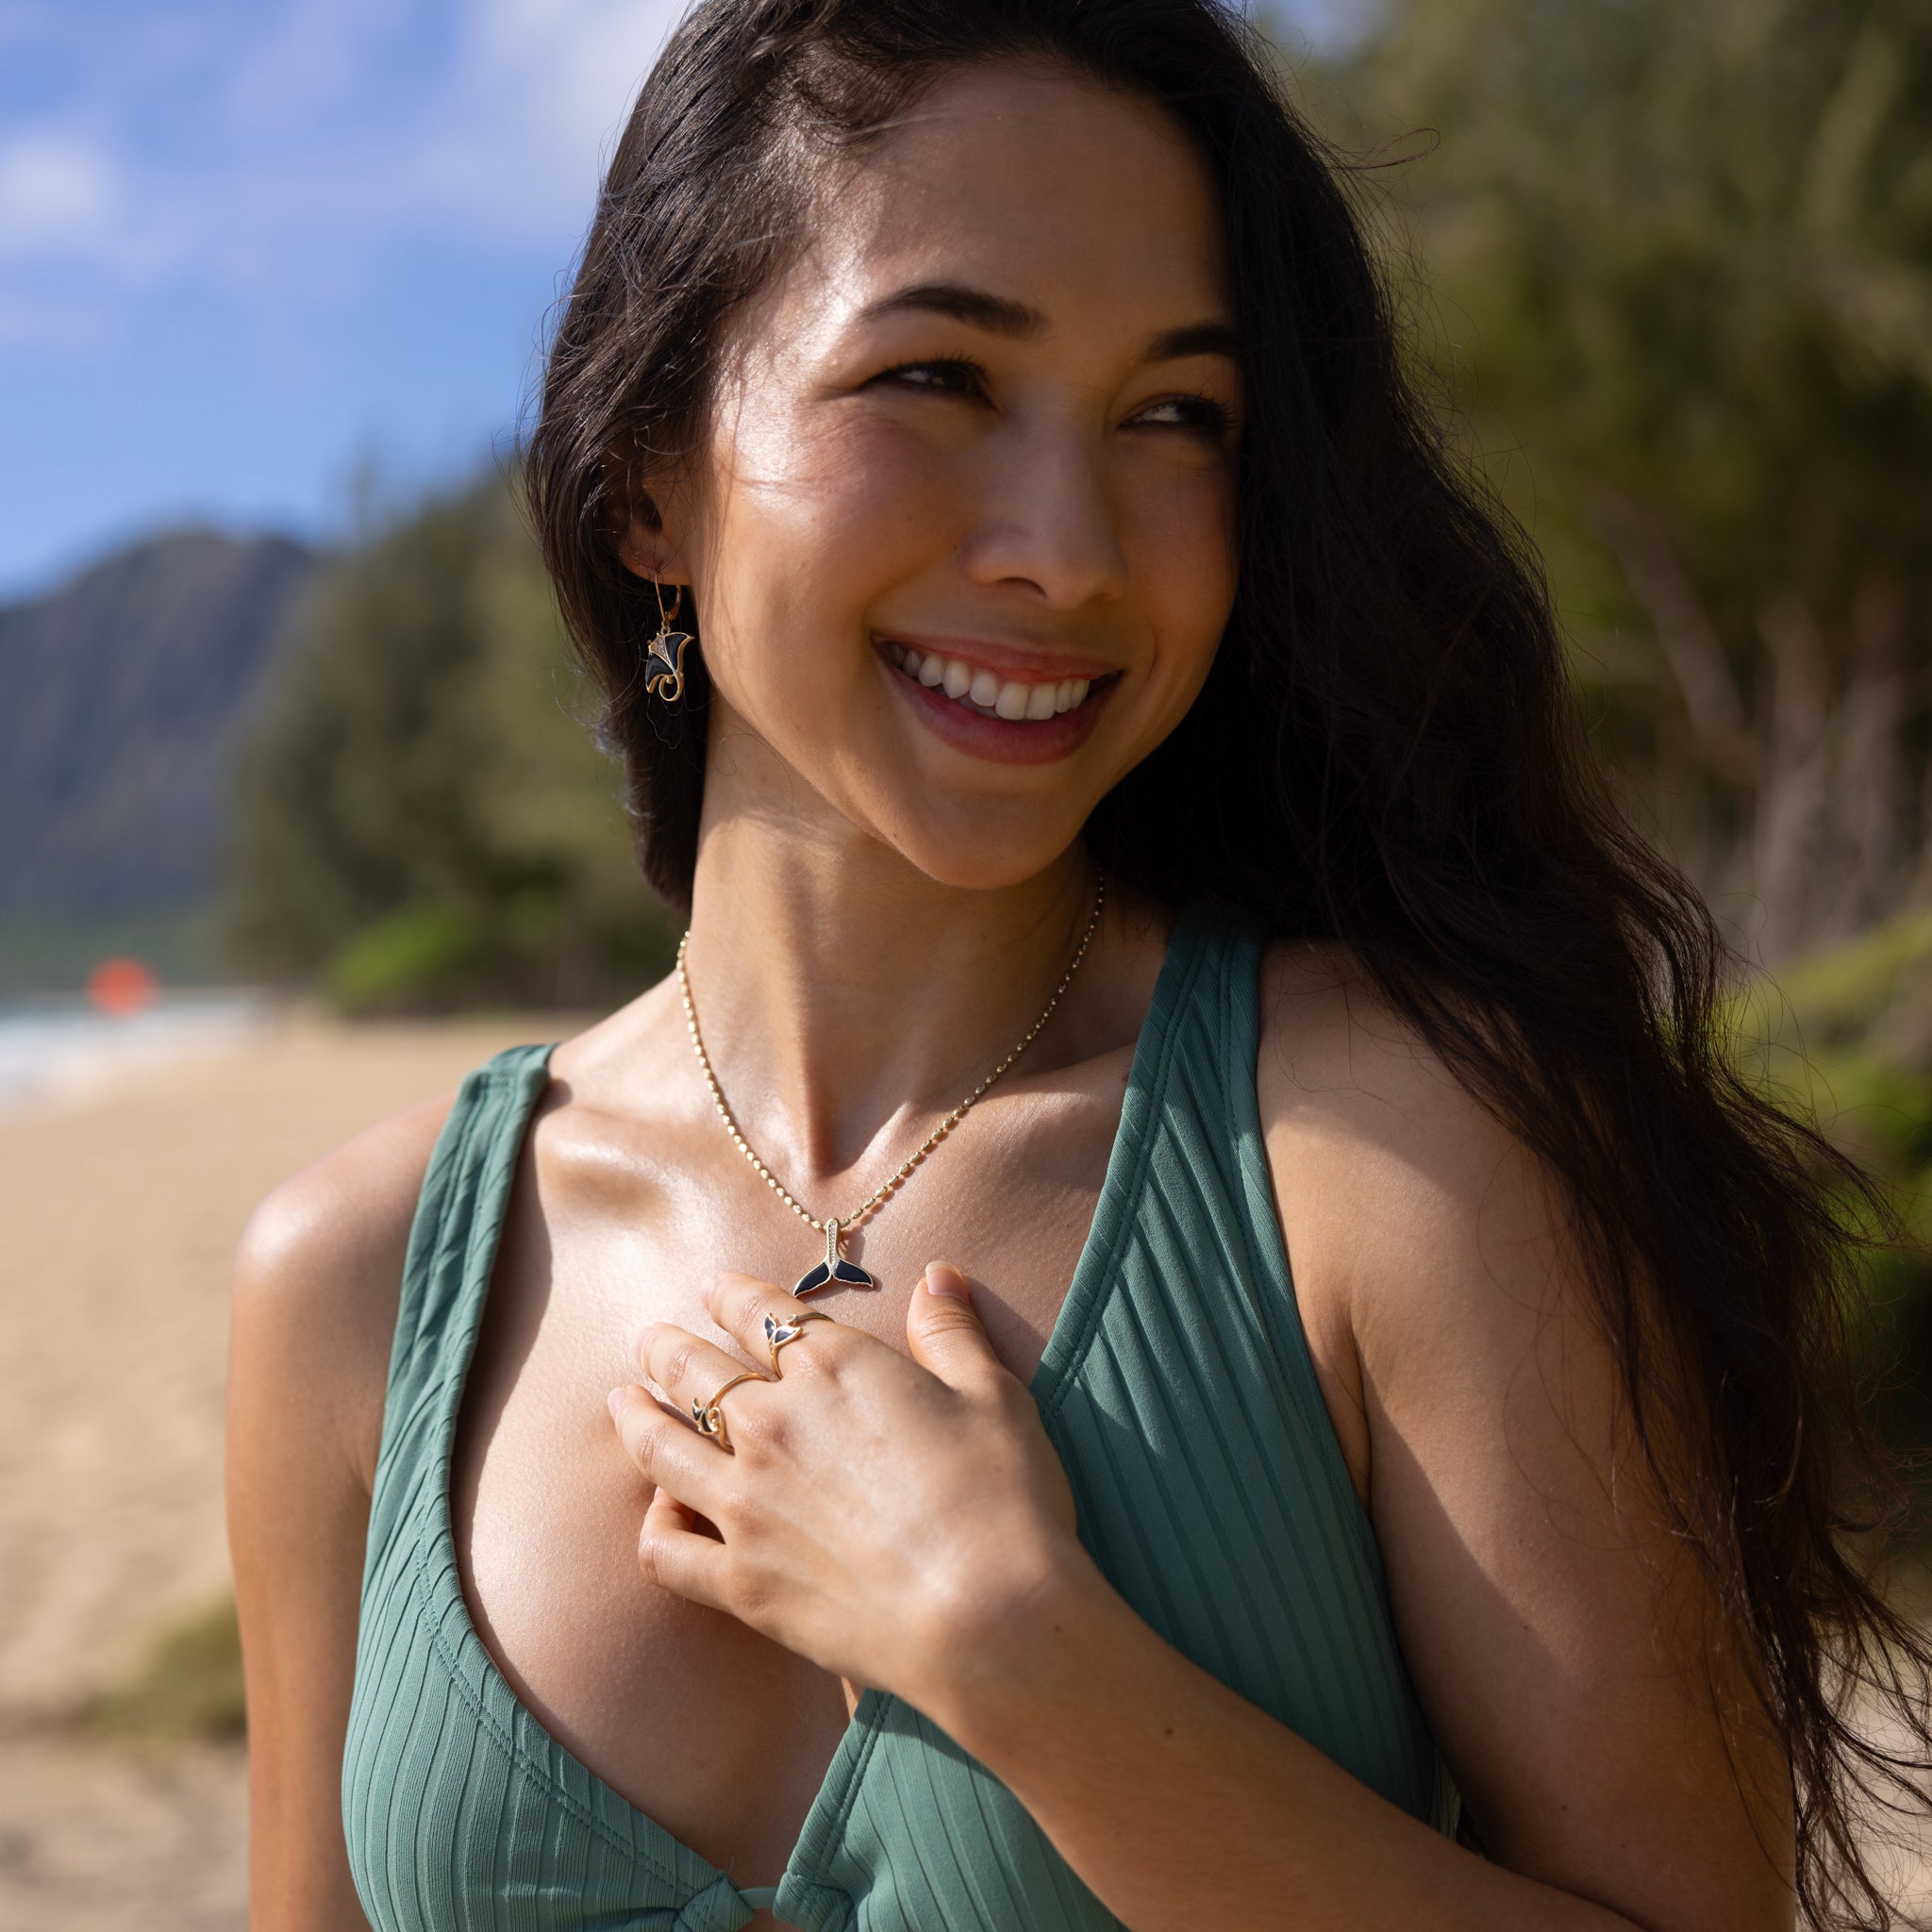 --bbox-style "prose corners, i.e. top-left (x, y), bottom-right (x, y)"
top-left (1252, 951), bottom-right (1792, 1924)
top-left (226, 1100), bottom-right (450, 1932)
